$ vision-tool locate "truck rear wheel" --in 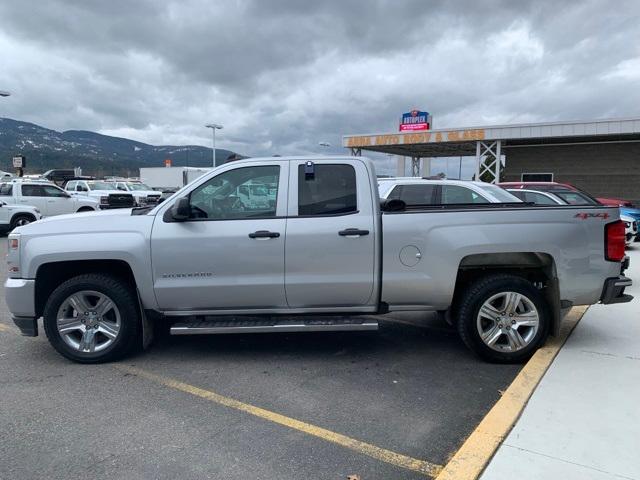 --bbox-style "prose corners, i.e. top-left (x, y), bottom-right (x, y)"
top-left (43, 274), bottom-right (141, 363)
top-left (456, 274), bottom-right (549, 363)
